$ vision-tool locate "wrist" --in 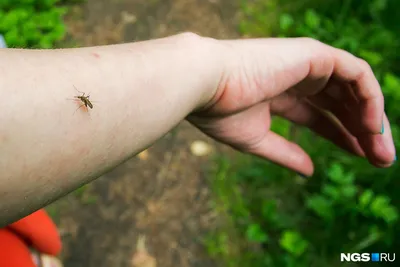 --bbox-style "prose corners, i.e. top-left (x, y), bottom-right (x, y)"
top-left (173, 33), bottom-right (226, 113)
